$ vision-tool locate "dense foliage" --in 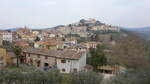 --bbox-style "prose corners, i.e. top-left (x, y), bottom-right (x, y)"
top-left (0, 68), bottom-right (62, 84)
top-left (0, 68), bottom-right (104, 84)
top-left (70, 71), bottom-right (103, 84)
top-left (13, 46), bottom-right (22, 67)
top-left (87, 45), bottom-right (107, 71)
